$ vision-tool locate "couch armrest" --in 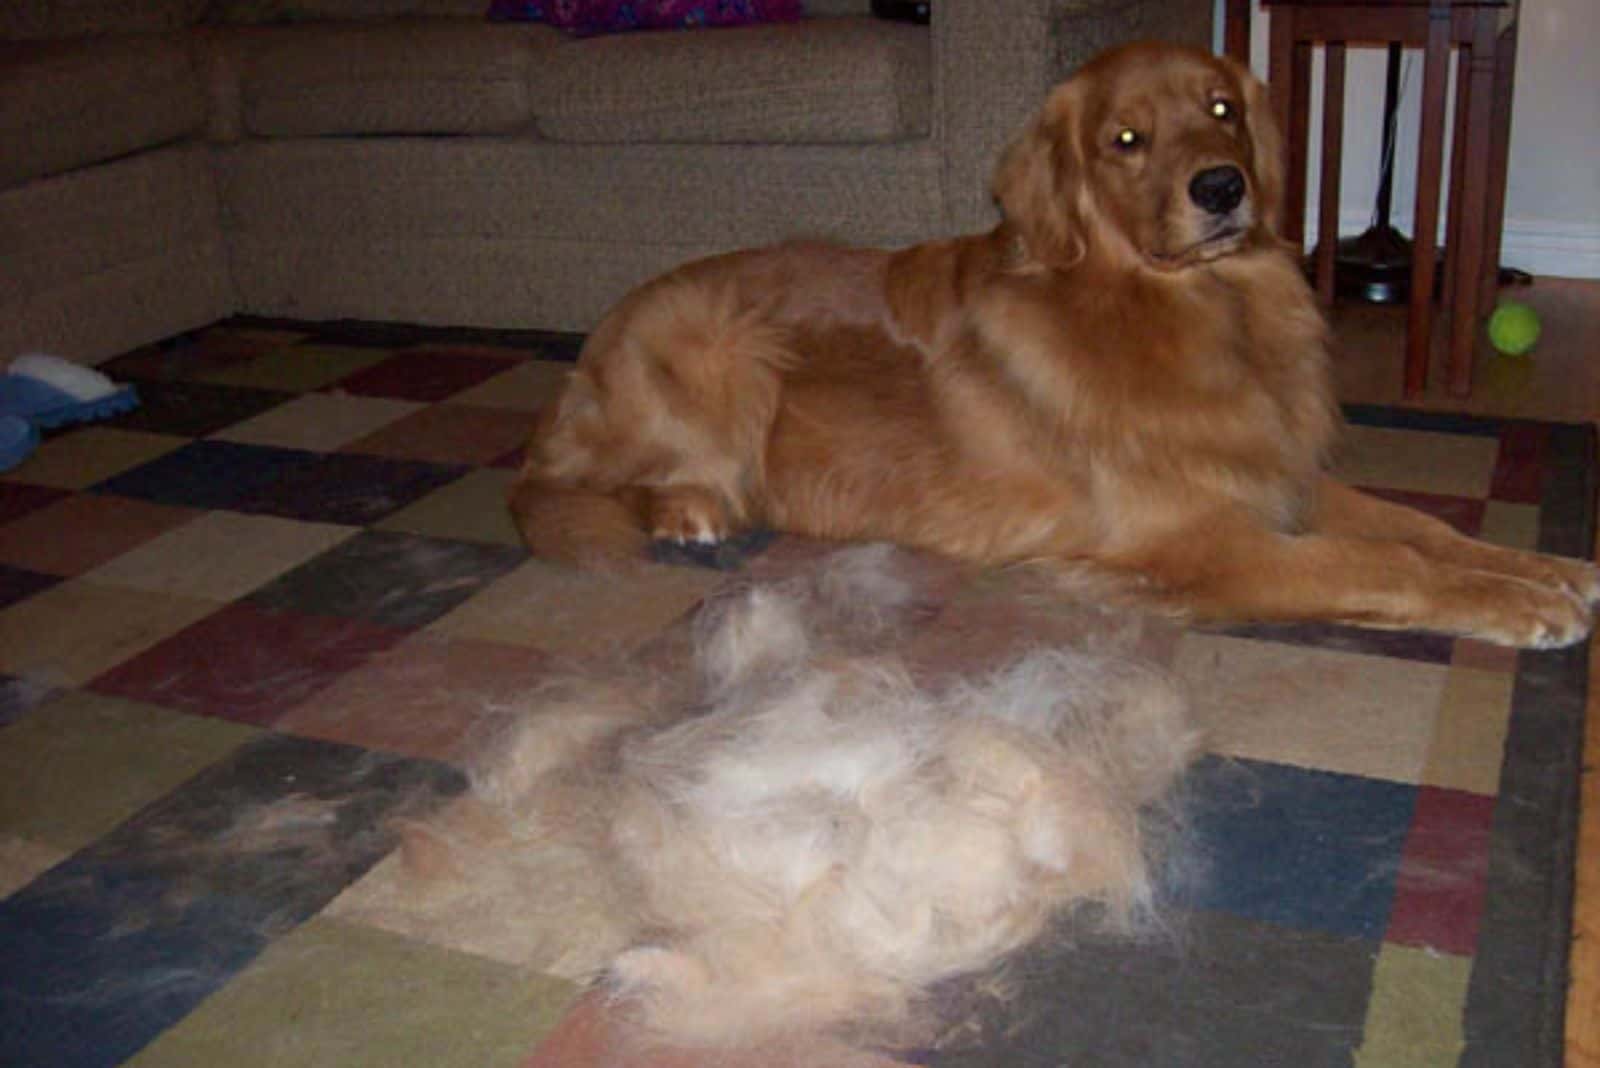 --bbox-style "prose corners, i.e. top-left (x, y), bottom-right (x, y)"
top-left (933, 0), bottom-right (1214, 233)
